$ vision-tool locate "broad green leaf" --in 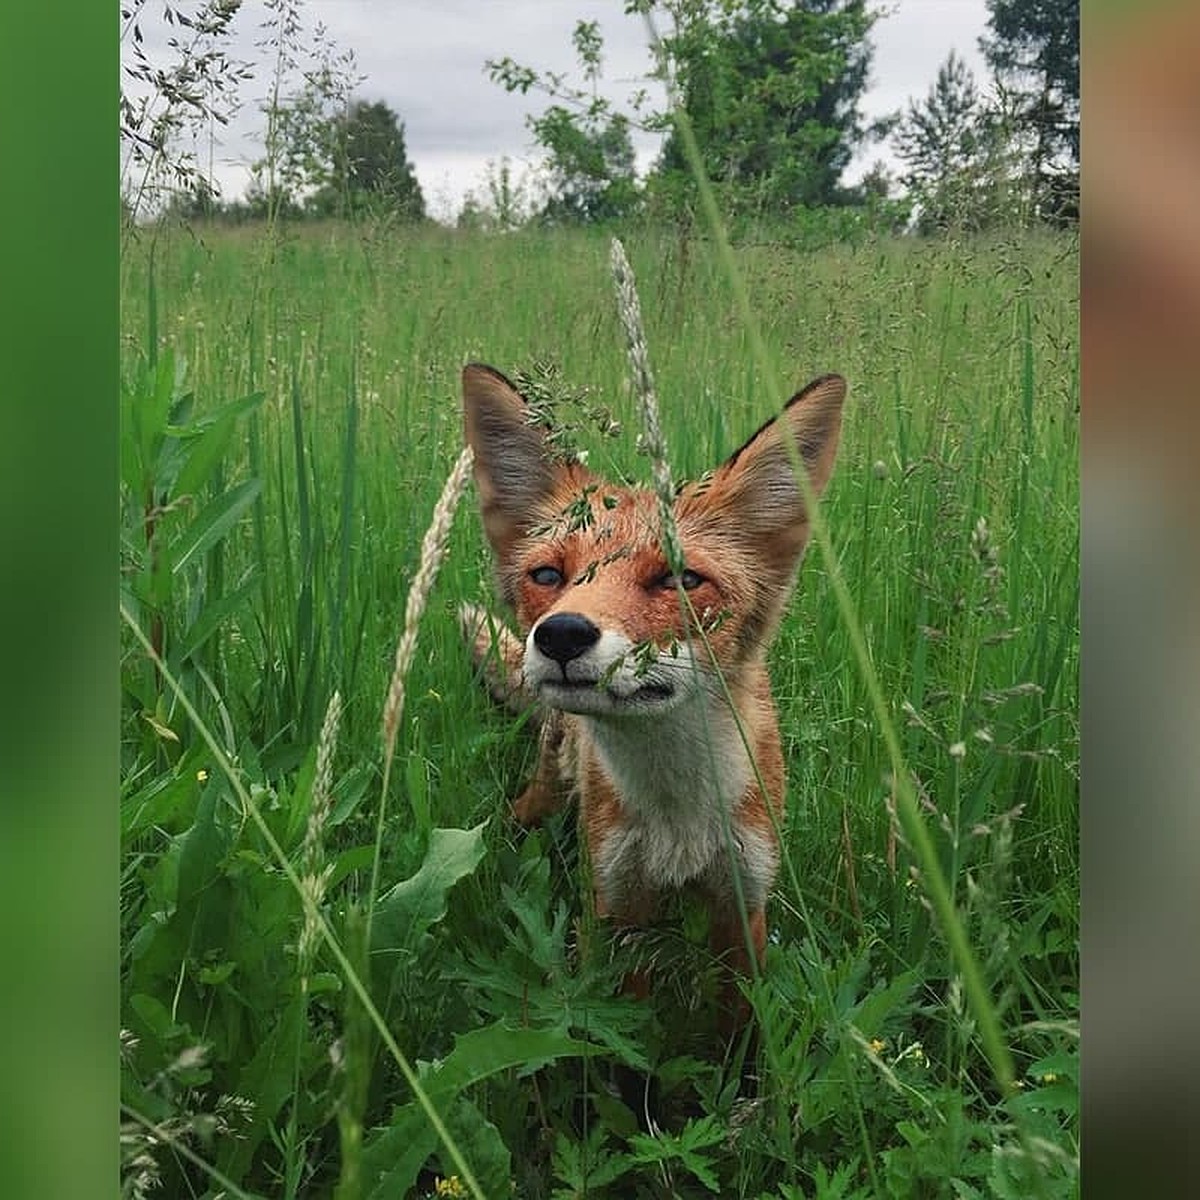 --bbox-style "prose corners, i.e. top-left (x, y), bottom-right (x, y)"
top-left (167, 780), bottom-right (233, 962)
top-left (421, 1021), bottom-right (602, 1102)
top-left (439, 1097), bottom-right (511, 1199)
top-left (171, 391), bottom-right (266, 502)
top-left (166, 388), bottom-right (265, 438)
top-left (370, 823), bottom-right (488, 957)
top-left (127, 992), bottom-right (179, 1042)
top-left (362, 1109), bottom-right (438, 1200)
top-left (171, 478), bottom-right (262, 576)
top-left (327, 842), bottom-right (377, 890)
top-left (172, 566), bottom-right (260, 665)
top-left (172, 415), bottom-right (239, 504)
top-left (219, 994), bottom-right (307, 1182)
top-left (136, 349), bottom-right (176, 467)
top-left (120, 750), bottom-right (207, 841)
top-left (363, 1023), bottom-right (596, 1200)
